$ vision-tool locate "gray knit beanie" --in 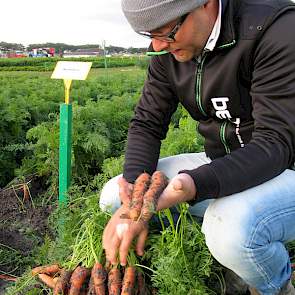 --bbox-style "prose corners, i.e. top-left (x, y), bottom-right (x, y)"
top-left (121, 0), bottom-right (209, 32)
